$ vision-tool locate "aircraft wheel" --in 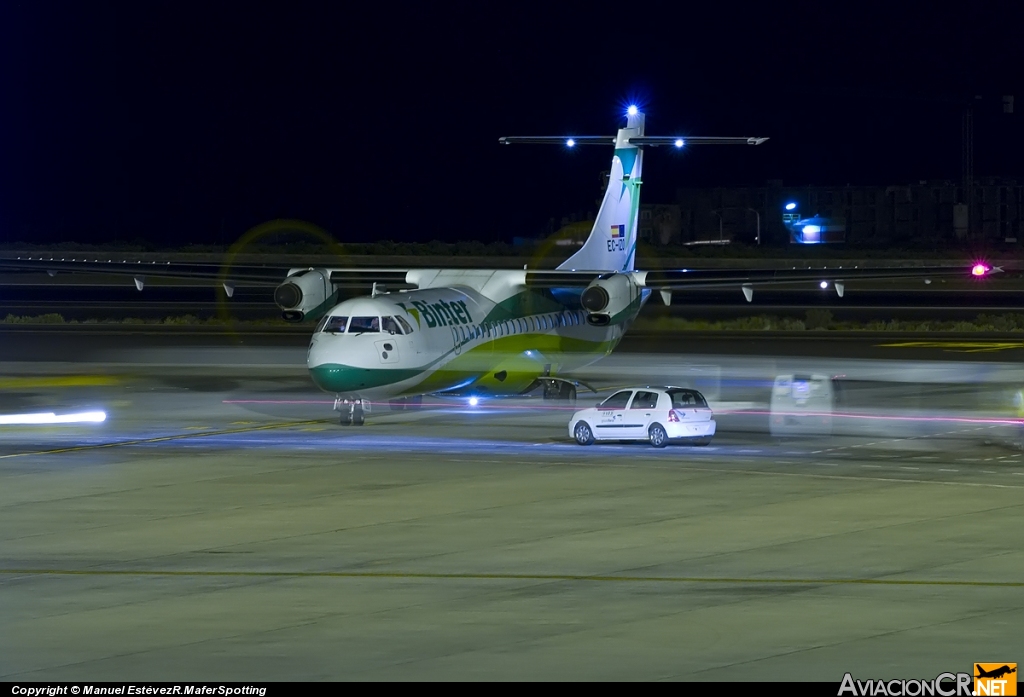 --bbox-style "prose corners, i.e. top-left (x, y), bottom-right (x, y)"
top-left (339, 410), bottom-right (353, 426)
top-left (352, 403), bottom-right (365, 426)
top-left (558, 382), bottom-right (577, 405)
top-left (648, 423), bottom-right (668, 448)
top-left (573, 421), bottom-right (595, 445)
